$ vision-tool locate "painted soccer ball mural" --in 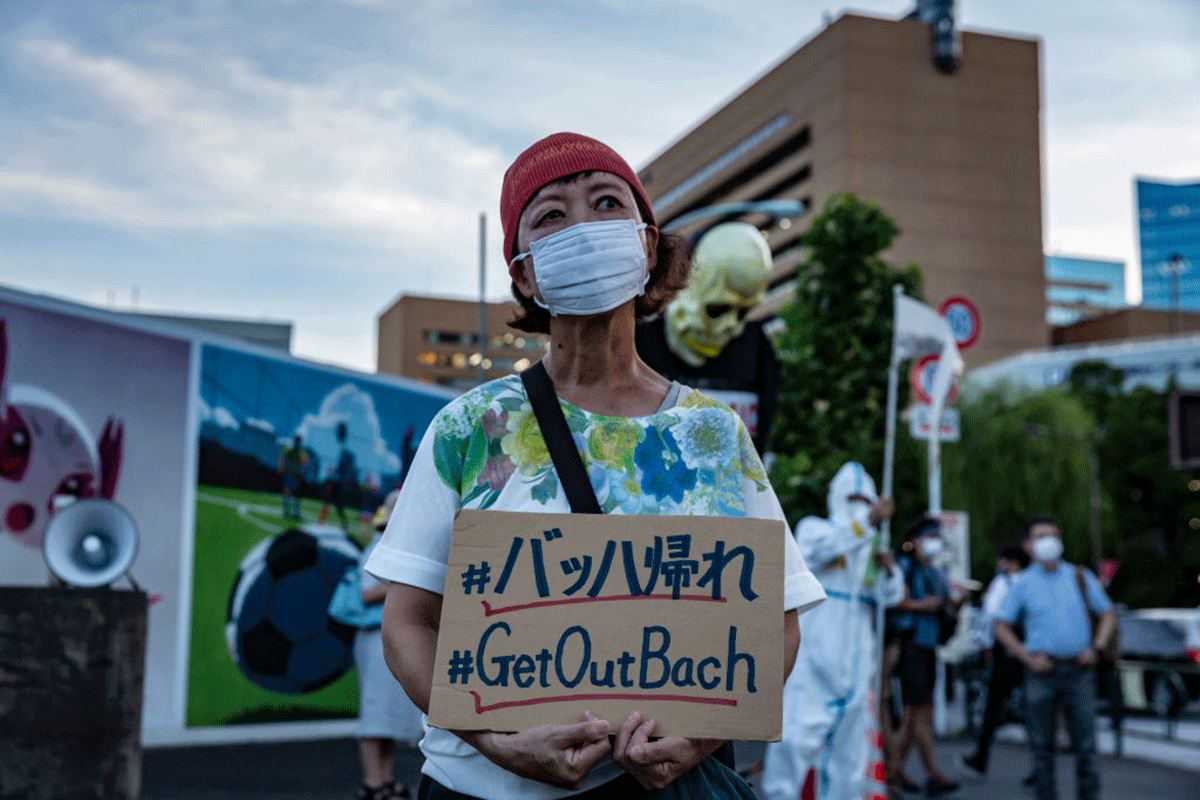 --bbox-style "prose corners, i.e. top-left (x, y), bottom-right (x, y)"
top-left (226, 524), bottom-right (360, 695)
